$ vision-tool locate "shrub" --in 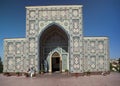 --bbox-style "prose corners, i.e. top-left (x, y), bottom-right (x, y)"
top-left (65, 69), bottom-right (69, 72)
top-left (0, 57), bottom-right (3, 73)
top-left (16, 72), bottom-right (19, 74)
